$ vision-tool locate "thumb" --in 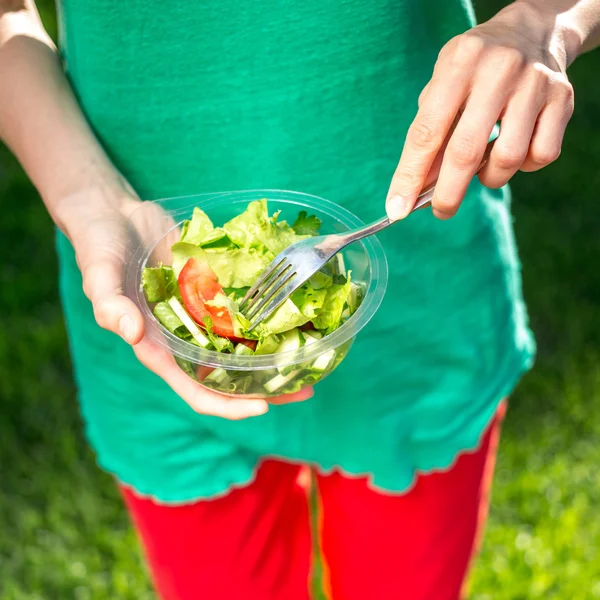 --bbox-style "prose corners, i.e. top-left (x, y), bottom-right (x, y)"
top-left (82, 256), bottom-right (145, 345)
